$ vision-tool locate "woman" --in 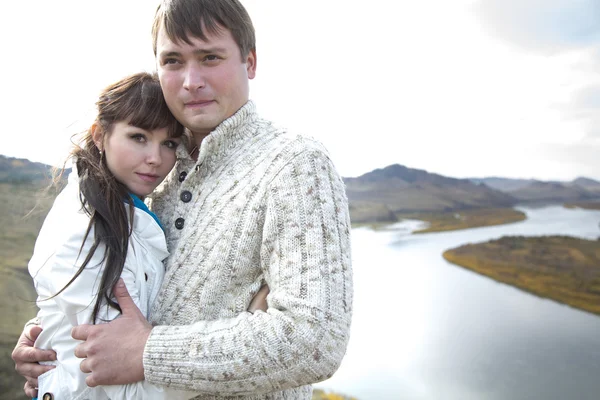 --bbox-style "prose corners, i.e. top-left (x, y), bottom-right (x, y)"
top-left (28, 72), bottom-right (197, 399)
